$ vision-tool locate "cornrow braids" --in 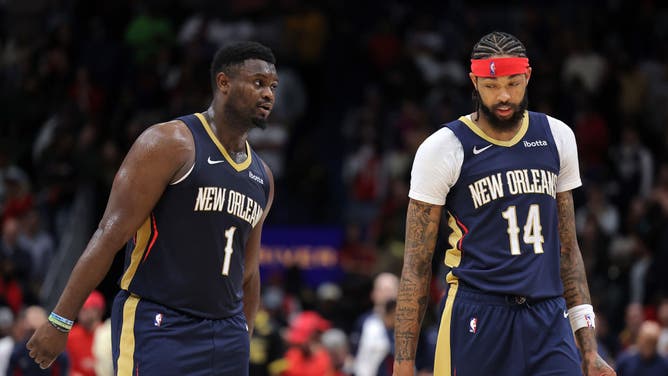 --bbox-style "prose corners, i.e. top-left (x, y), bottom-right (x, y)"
top-left (470, 31), bottom-right (527, 117)
top-left (471, 31), bottom-right (527, 59)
